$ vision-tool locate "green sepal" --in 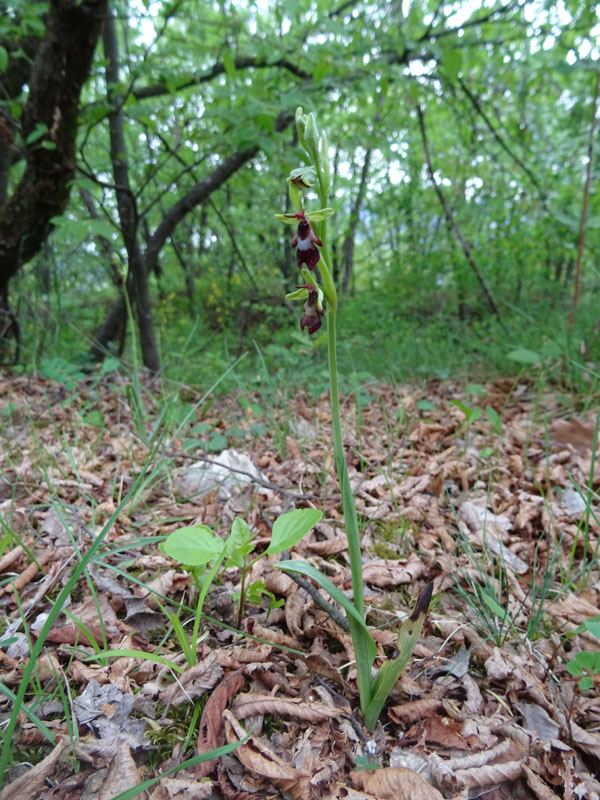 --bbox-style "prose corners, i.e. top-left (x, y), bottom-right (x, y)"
top-left (290, 166), bottom-right (317, 188)
top-left (275, 214), bottom-right (302, 224)
top-left (300, 267), bottom-right (314, 285)
top-left (285, 287), bottom-right (310, 301)
top-left (307, 208), bottom-right (334, 222)
top-left (288, 181), bottom-right (303, 212)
